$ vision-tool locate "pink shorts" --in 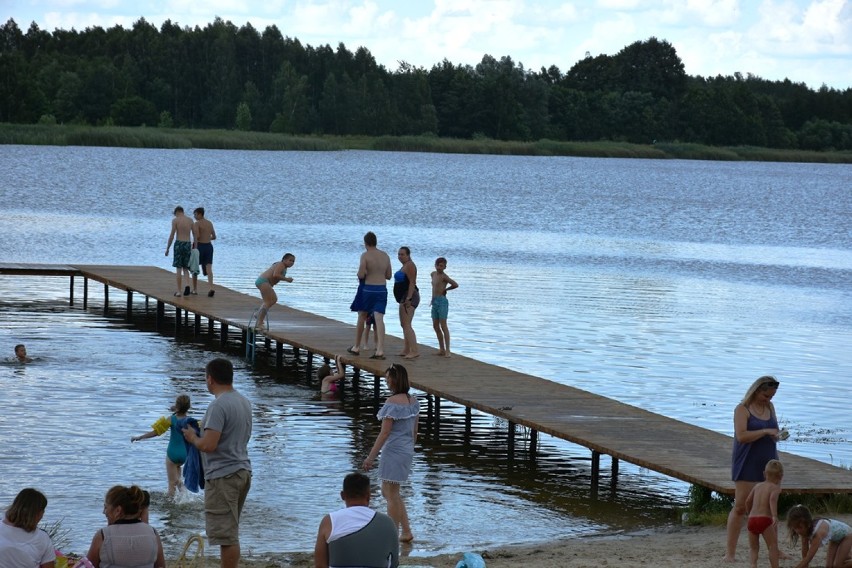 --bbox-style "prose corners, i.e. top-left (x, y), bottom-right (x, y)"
top-left (748, 516), bottom-right (774, 535)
